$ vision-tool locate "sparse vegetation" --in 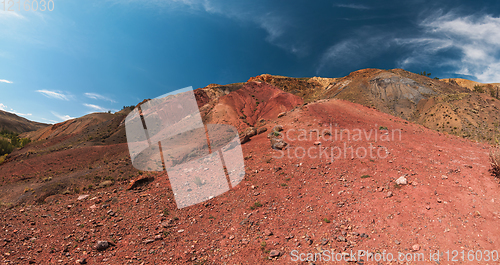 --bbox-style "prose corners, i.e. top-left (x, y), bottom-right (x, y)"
top-left (250, 201), bottom-right (263, 210)
top-left (323, 218), bottom-right (331, 223)
top-left (260, 241), bottom-right (267, 250)
top-left (473, 85), bottom-right (485, 93)
top-left (419, 71), bottom-right (432, 77)
top-left (0, 129), bottom-right (31, 156)
top-left (361, 175), bottom-right (371, 179)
